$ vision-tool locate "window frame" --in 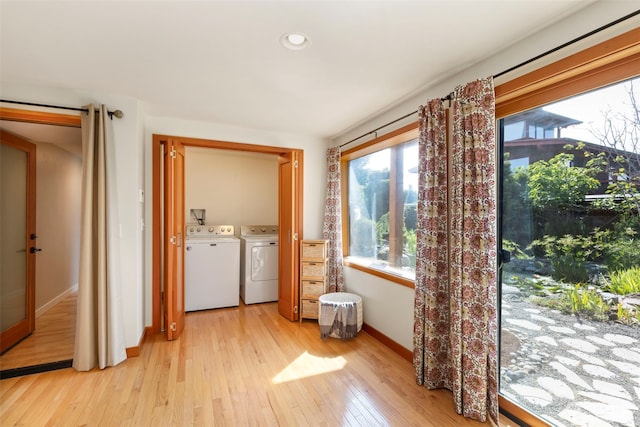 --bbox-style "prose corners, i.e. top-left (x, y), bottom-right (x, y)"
top-left (495, 26), bottom-right (640, 426)
top-left (341, 122), bottom-right (419, 288)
